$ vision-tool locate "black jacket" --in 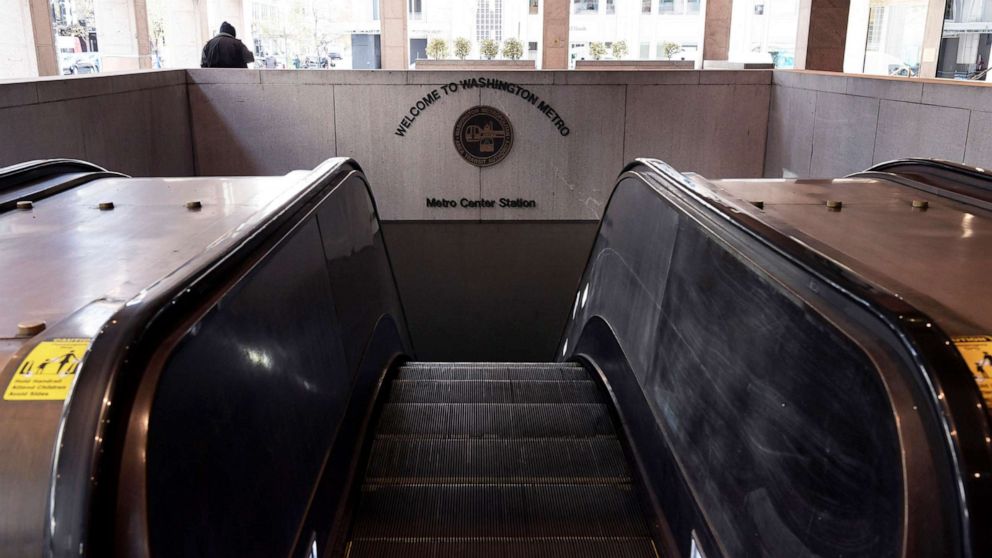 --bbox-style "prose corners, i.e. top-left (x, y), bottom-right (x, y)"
top-left (201, 32), bottom-right (255, 68)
